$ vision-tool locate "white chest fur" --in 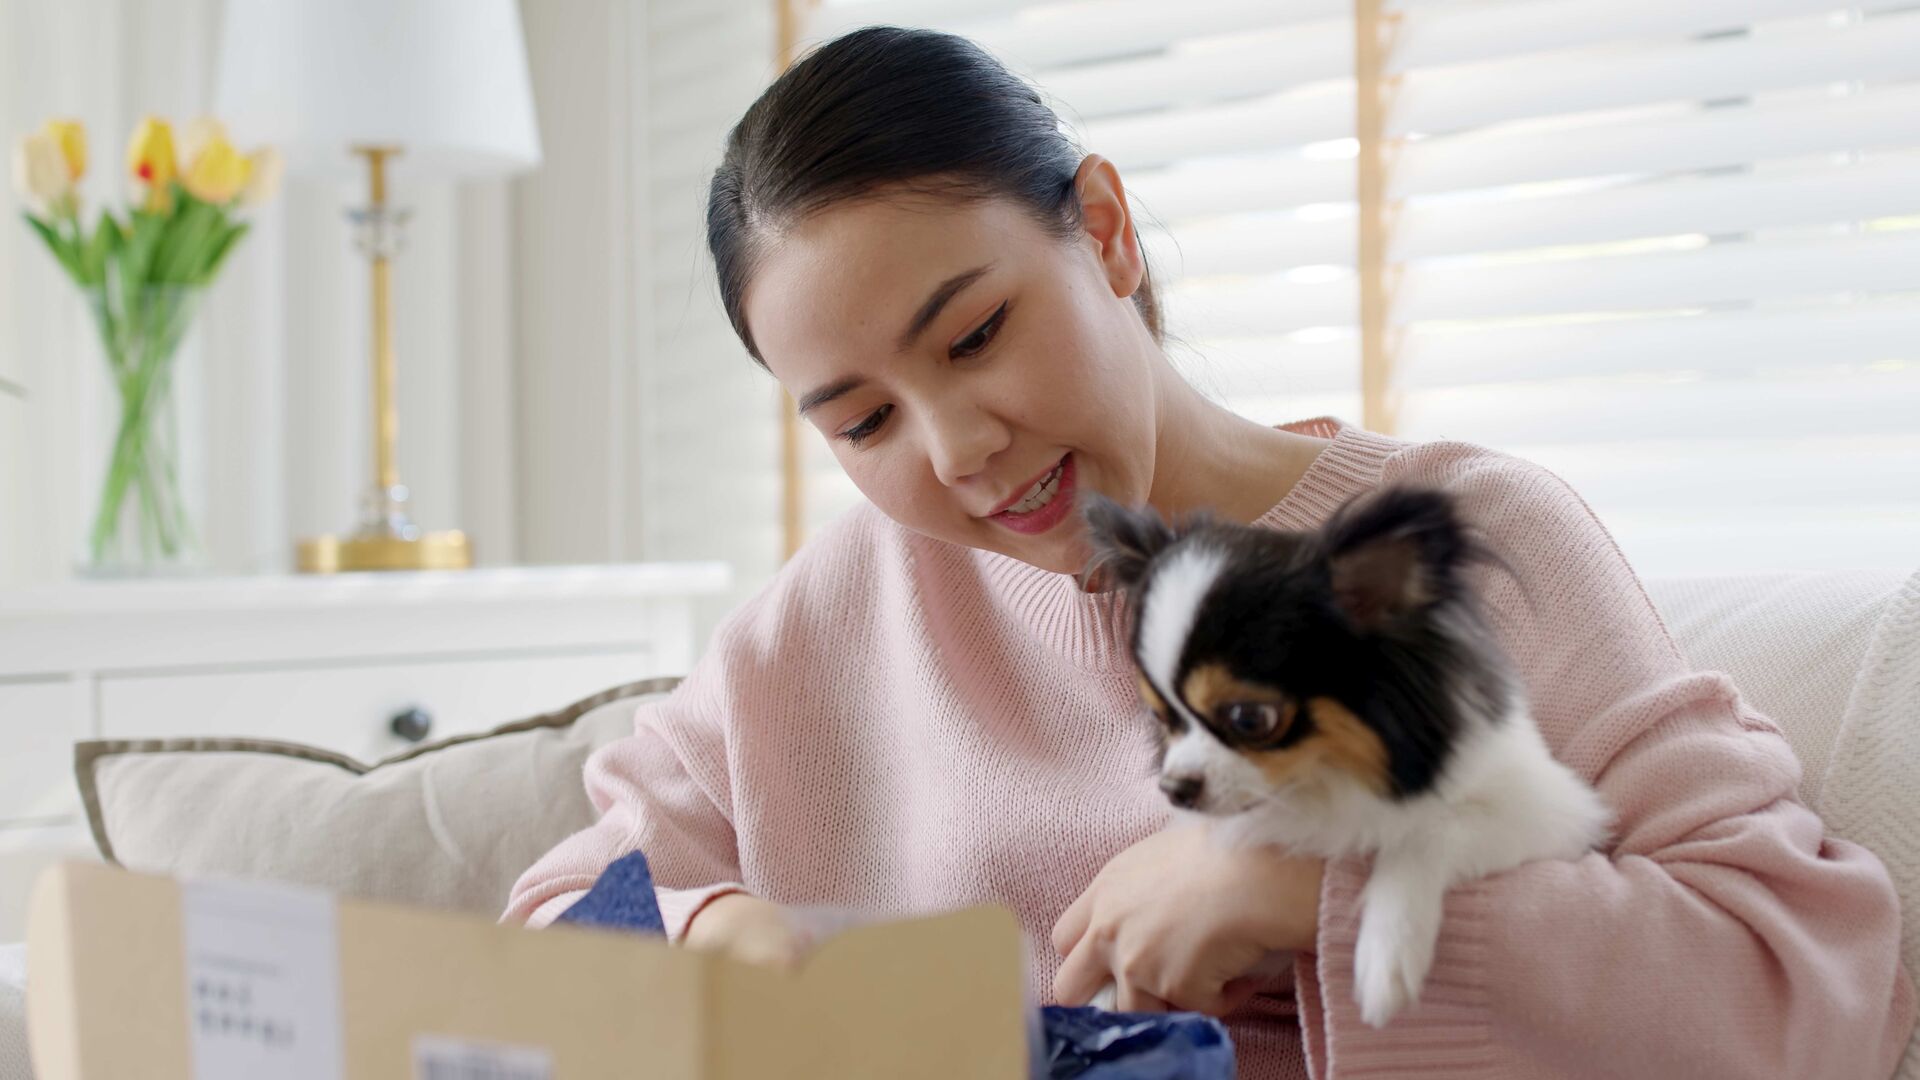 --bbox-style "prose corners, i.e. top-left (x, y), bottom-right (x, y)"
top-left (1217, 702), bottom-right (1611, 1027)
